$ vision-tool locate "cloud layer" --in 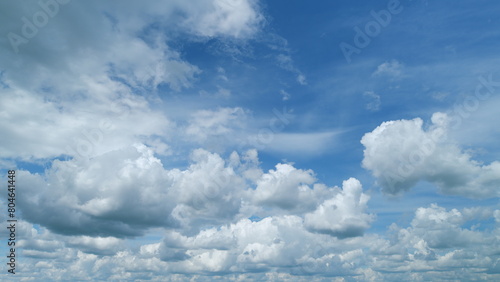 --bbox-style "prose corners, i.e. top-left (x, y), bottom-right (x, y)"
top-left (1, 0), bottom-right (500, 281)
